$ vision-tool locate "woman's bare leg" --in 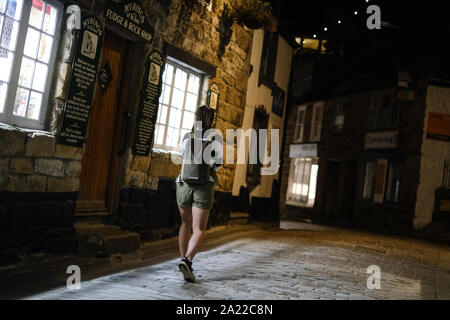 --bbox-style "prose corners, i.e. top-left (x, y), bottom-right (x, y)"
top-left (178, 206), bottom-right (193, 259)
top-left (185, 206), bottom-right (210, 262)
